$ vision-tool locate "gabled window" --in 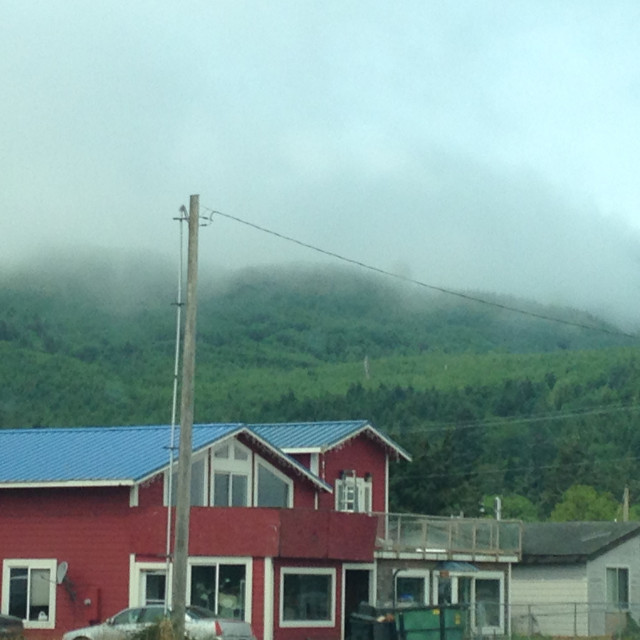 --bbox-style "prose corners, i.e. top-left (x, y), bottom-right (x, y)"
top-left (212, 441), bottom-right (251, 507)
top-left (256, 460), bottom-right (292, 508)
top-left (213, 472), bottom-right (248, 507)
top-left (335, 472), bottom-right (372, 513)
top-left (163, 437), bottom-right (295, 509)
top-left (167, 454), bottom-right (207, 506)
top-left (1, 559), bottom-right (57, 629)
